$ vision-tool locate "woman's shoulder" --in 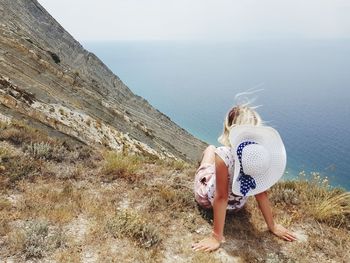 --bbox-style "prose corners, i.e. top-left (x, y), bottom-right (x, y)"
top-left (214, 146), bottom-right (235, 167)
top-left (215, 146), bottom-right (235, 155)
